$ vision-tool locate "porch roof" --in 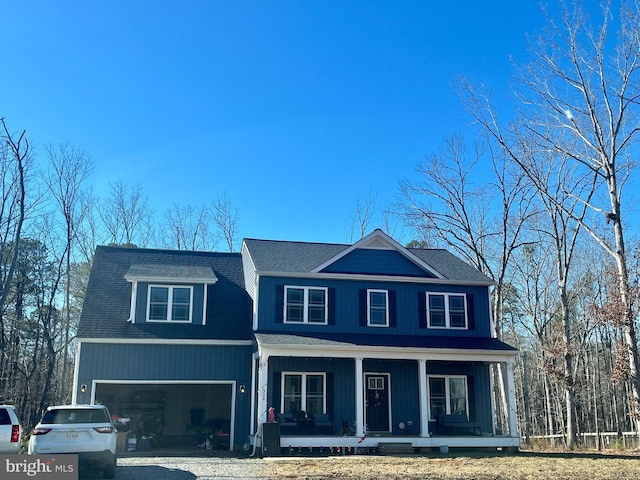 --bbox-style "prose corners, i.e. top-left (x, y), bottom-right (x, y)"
top-left (255, 332), bottom-right (518, 360)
